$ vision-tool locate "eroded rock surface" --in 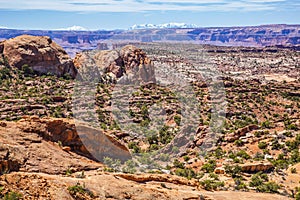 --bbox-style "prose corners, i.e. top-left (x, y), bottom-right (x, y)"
top-left (74, 45), bottom-right (155, 83)
top-left (0, 35), bottom-right (77, 77)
